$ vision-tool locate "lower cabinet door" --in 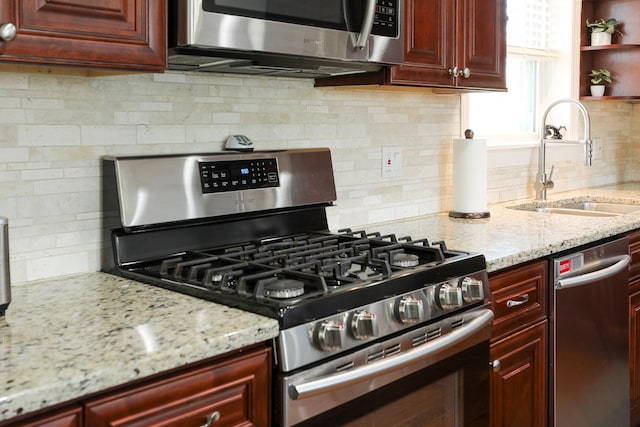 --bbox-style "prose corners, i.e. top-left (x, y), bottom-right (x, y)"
top-left (490, 320), bottom-right (547, 427)
top-left (630, 287), bottom-right (640, 426)
top-left (84, 347), bottom-right (271, 427)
